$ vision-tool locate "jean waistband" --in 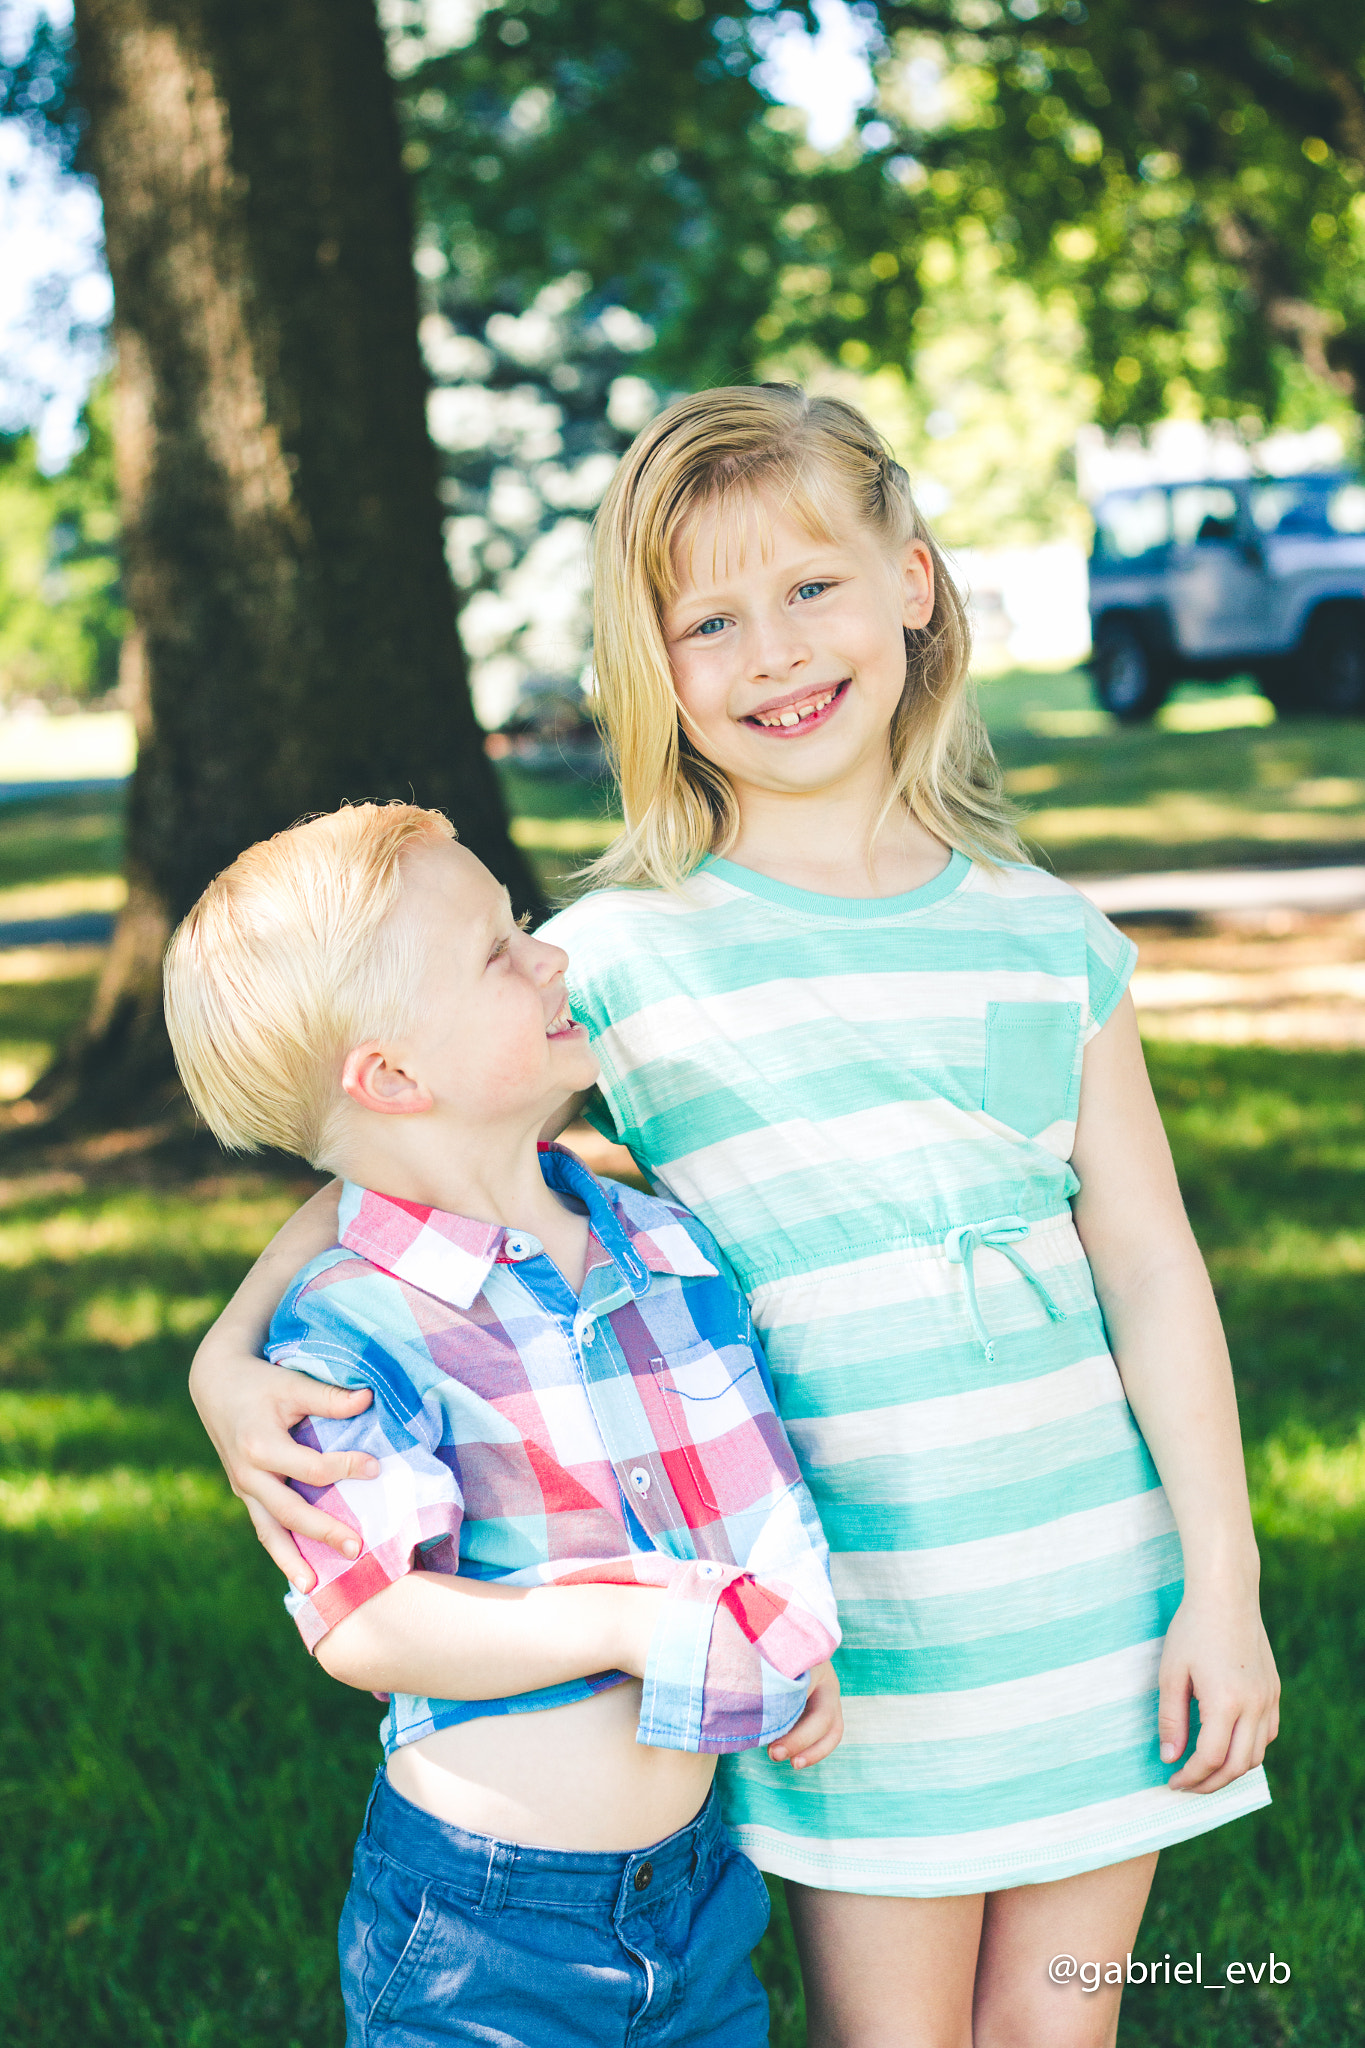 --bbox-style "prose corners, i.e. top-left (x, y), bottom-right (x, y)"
top-left (363, 1769), bottom-right (723, 1914)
